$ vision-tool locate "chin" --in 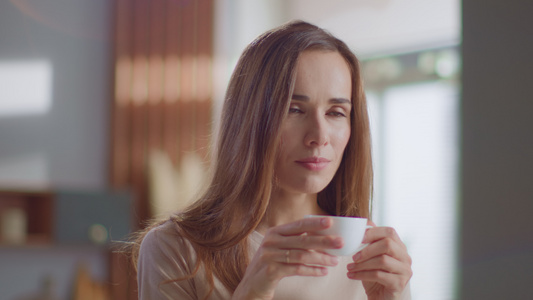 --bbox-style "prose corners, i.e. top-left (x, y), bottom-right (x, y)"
top-left (296, 180), bottom-right (331, 194)
top-left (276, 174), bottom-right (334, 195)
